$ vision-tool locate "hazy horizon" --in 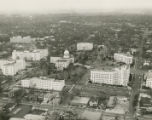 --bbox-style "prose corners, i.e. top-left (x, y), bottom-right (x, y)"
top-left (1, 0), bottom-right (152, 14)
